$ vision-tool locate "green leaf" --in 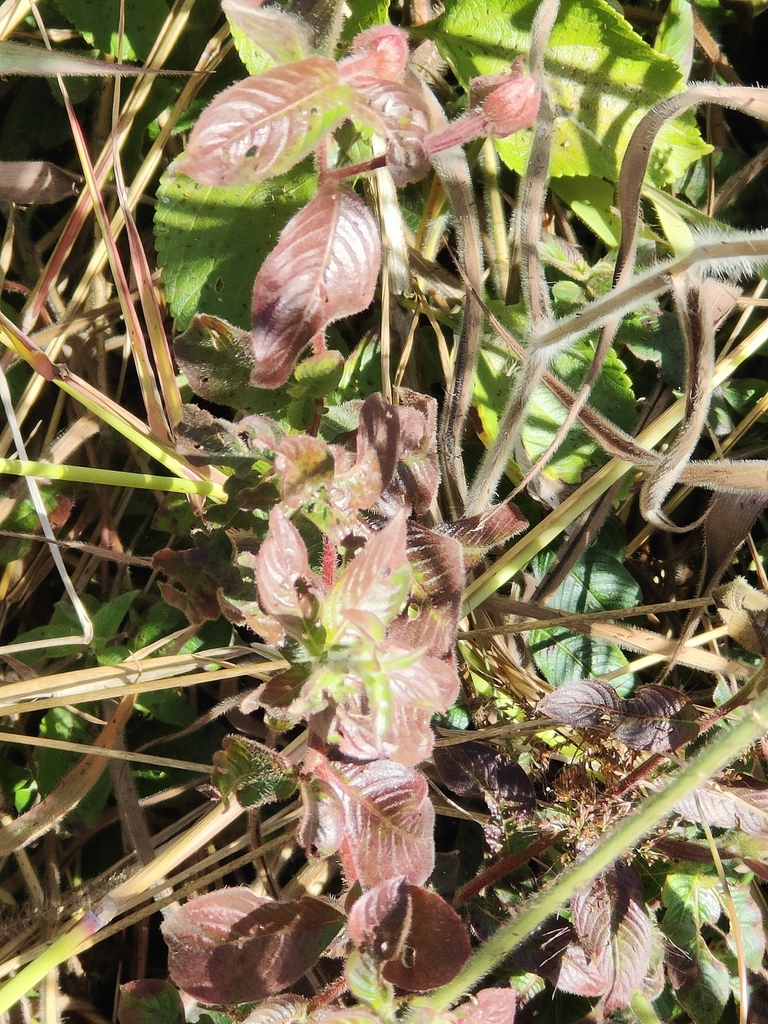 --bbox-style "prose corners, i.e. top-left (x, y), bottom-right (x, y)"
top-left (662, 870), bottom-right (722, 949)
top-left (722, 881), bottom-right (766, 973)
top-left (655, 0), bottom-right (694, 81)
top-left (674, 938), bottom-right (731, 1024)
top-left (38, 708), bottom-right (112, 828)
top-left (118, 979), bottom-right (185, 1024)
top-left (340, 0), bottom-right (391, 43)
top-left (92, 591), bottom-right (138, 650)
top-left (51, 0), bottom-right (170, 62)
top-left (155, 165), bottom-right (315, 332)
top-left (425, 0), bottom-right (710, 184)
top-left (521, 339), bottom-right (636, 484)
top-left (211, 735), bottom-right (297, 808)
top-left (530, 548), bottom-right (641, 692)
